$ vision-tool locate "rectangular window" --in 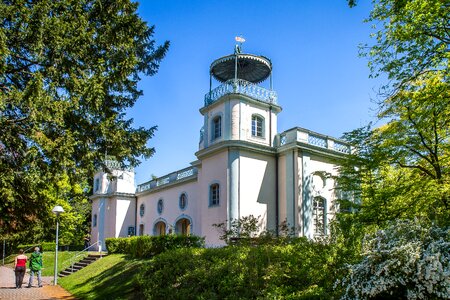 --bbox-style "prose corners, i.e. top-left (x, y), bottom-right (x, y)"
top-left (127, 226), bottom-right (135, 236)
top-left (210, 184), bottom-right (220, 206)
top-left (313, 198), bottom-right (326, 235)
top-left (94, 178), bottom-right (100, 192)
top-left (213, 116), bottom-right (221, 140)
top-left (251, 115), bottom-right (263, 137)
